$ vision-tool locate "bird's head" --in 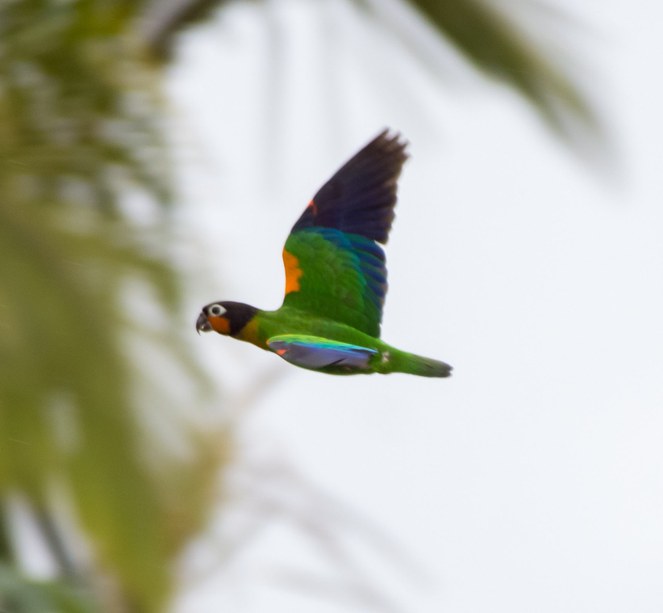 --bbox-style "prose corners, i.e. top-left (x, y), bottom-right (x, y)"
top-left (196, 301), bottom-right (258, 336)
